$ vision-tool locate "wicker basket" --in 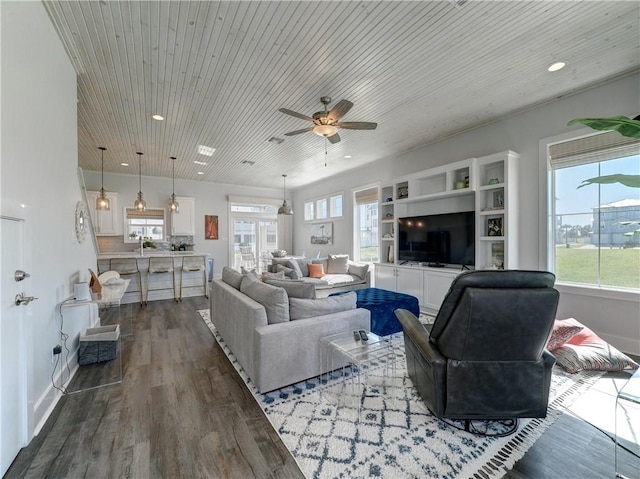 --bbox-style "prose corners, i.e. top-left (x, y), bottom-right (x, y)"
top-left (78, 324), bottom-right (120, 365)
